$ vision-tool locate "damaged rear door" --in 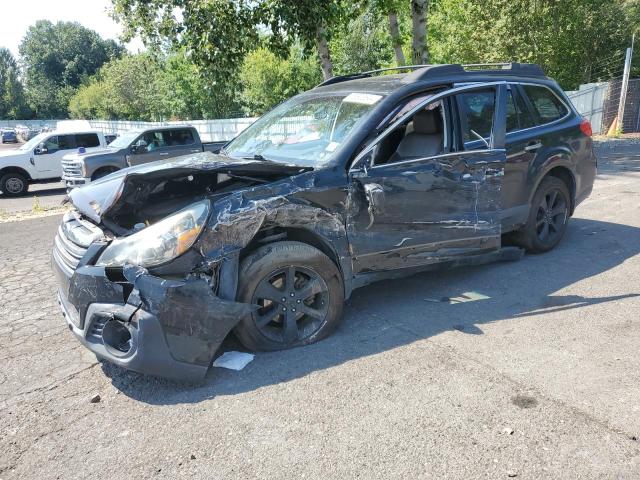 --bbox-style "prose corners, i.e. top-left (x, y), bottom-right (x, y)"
top-left (347, 82), bottom-right (508, 273)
